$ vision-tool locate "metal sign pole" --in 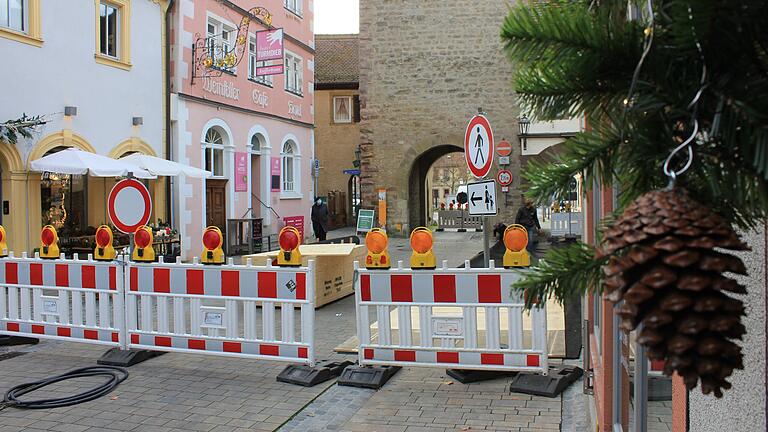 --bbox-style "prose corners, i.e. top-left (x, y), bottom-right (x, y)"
top-left (482, 217), bottom-right (490, 268)
top-left (127, 172), bottom-right (135, 258)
